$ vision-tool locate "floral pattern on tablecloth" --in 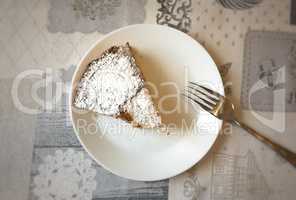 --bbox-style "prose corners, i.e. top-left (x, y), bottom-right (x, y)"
top-left (32, 149), bottom-right (97, 200)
